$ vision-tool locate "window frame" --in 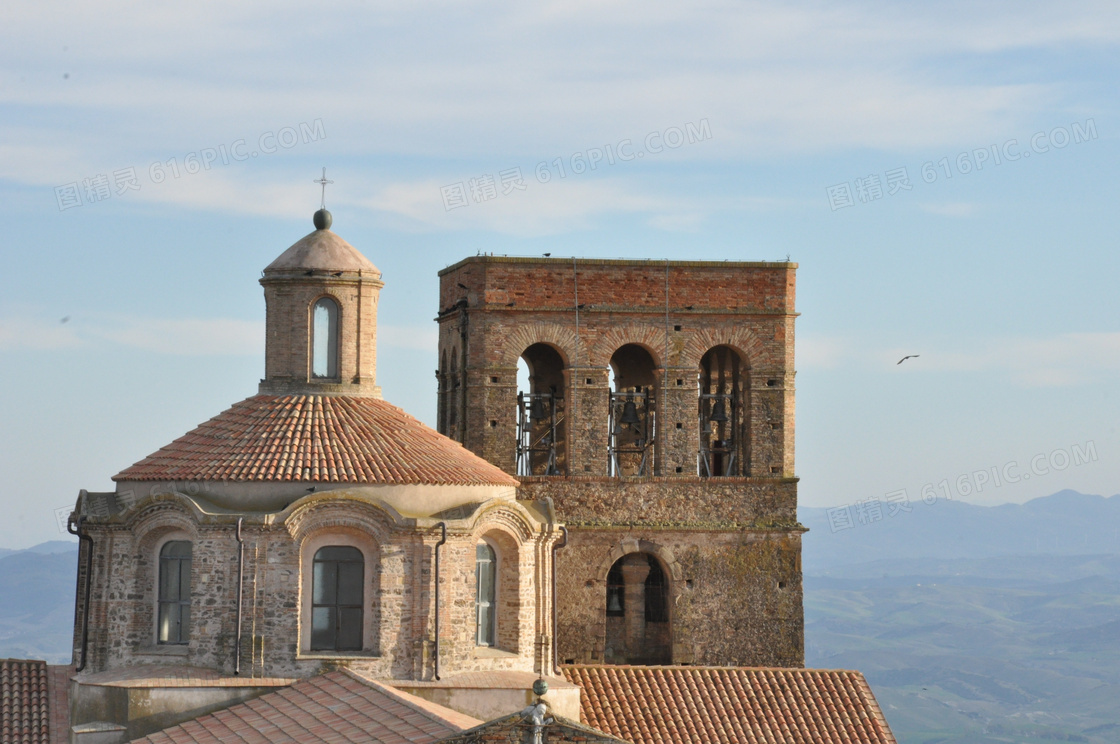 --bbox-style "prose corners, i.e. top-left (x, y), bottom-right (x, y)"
top-left (299, 531), bottom-right (378, 657)
top-left (310, 295), bottom-right (341, 380)
top-left (156, 539), bottom-right (192, 645)
top-left (474, 540), bottom-right (498, 647)
top-left (310, 545), bottom-right (365, 652)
